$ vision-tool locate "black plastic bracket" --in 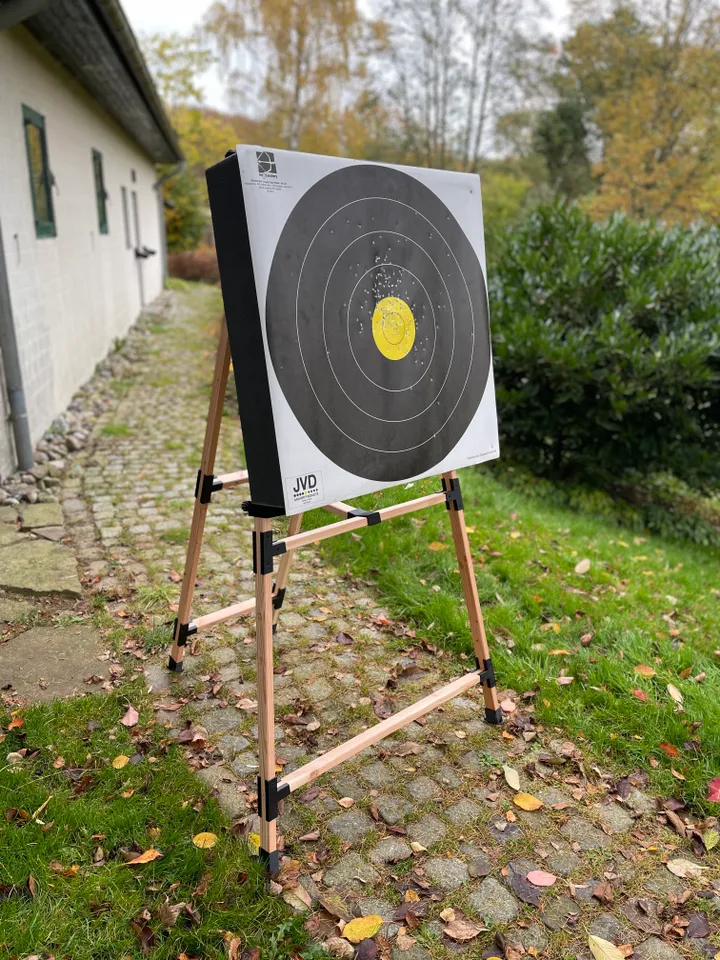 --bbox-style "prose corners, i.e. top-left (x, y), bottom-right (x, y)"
top-left (195, 470), bottom-right (223, 504)
top-left (242, 500), bottom-right (286, 518)
top-left (167, 655), bottom-right (182, 673)
top-left (347, 507), bottom-right (381, 526)
top-left (442, 476), bottom-right (464, 511)
top-left (253, 530), bottom-right (274, 575)
top-left (256, 775), bottom-right (290, 821)
top-left (272, 586), bottom-right (286, 610)
top-left (485, 706), bottom-right (504, 725)
top-left (478, 656), bottom-right (496, 688)
top-left (259, 847), bottom-right (280, 874)
top-left (172, 619), bottom-right (197, 648)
